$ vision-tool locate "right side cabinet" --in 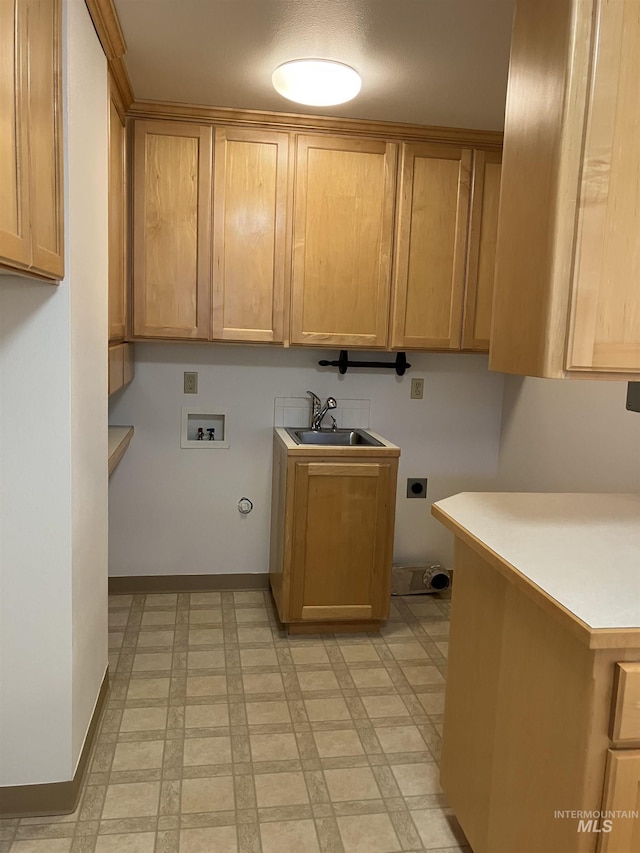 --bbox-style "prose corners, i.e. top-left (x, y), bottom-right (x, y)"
top-left (490, 0), bottom-right (640, 378)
